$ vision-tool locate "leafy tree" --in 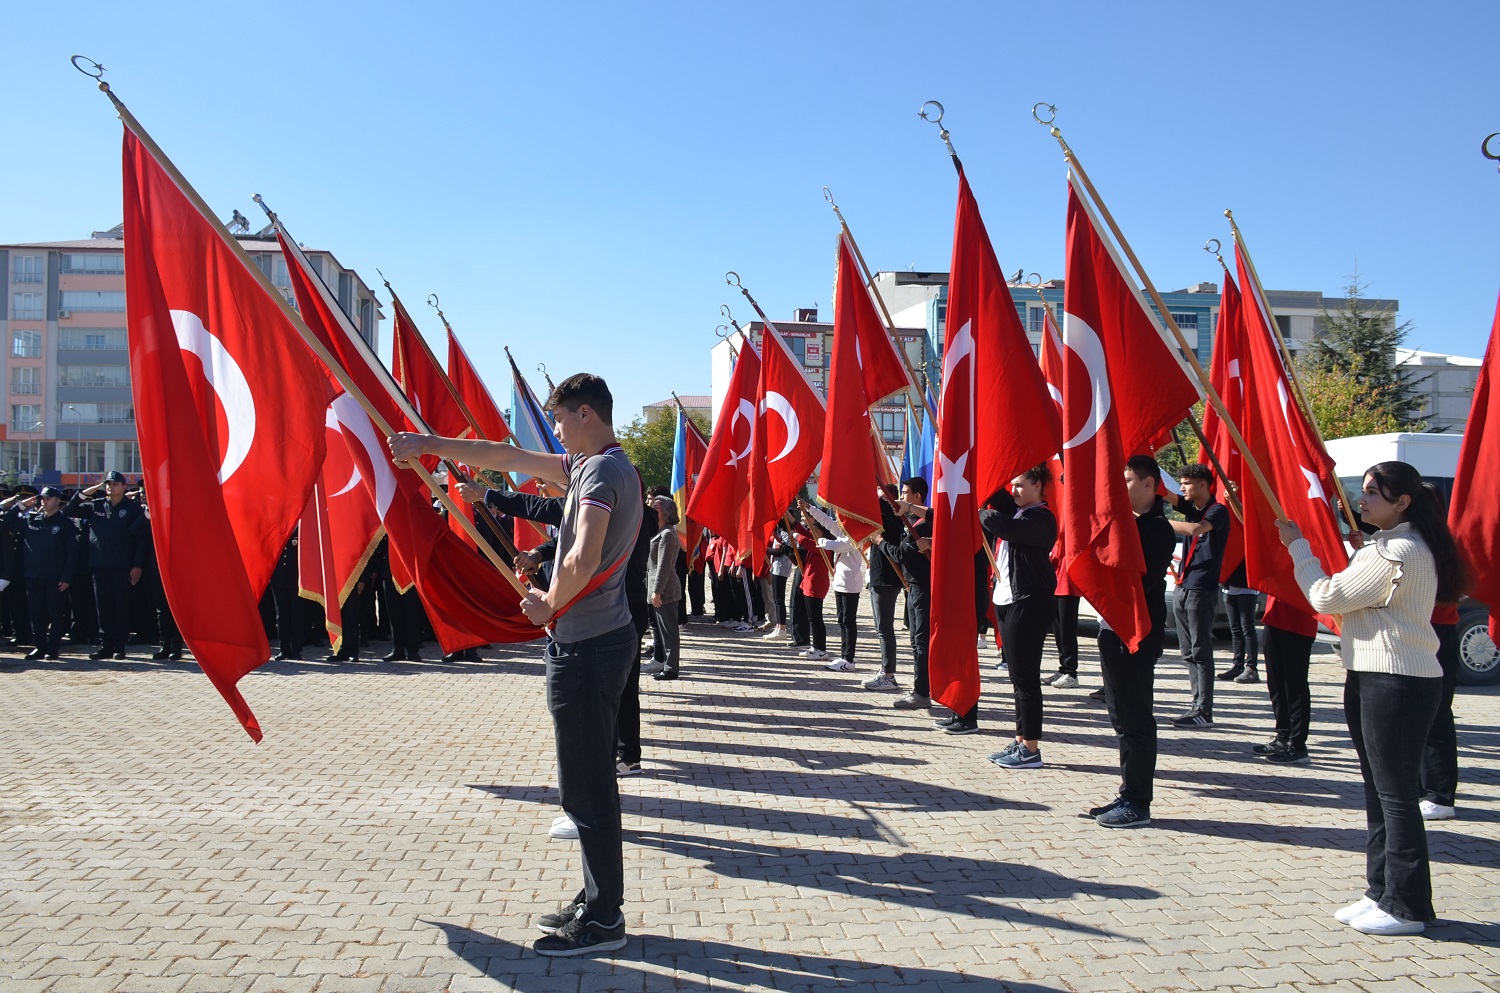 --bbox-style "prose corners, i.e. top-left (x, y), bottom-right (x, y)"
top-left (1304, 272), bottom-right (1424, 427)
top-left (617, 410), bottom-right (711, 491)
top-left (1296, 365), bottom-right (1406, 440)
